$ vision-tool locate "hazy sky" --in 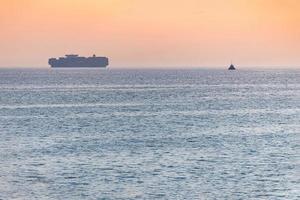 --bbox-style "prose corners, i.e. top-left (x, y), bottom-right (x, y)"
top-left (1, 0), bottom-right (300, 68)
